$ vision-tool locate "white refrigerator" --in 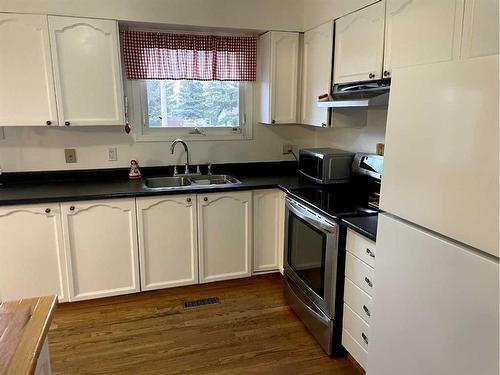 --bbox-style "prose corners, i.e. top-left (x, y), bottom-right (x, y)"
top-left (368, 55), bottom-right (499, 375)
